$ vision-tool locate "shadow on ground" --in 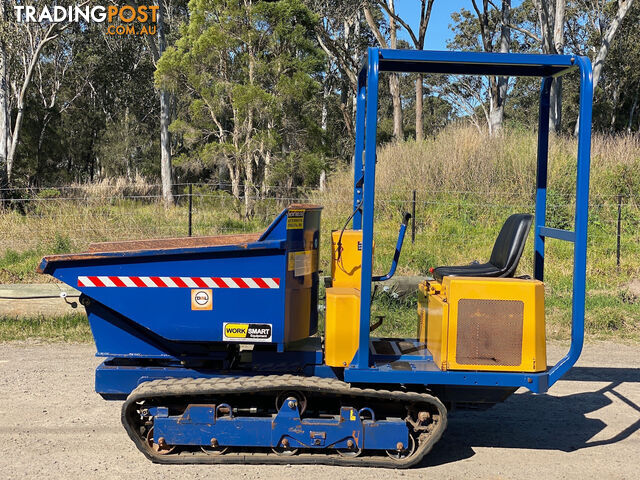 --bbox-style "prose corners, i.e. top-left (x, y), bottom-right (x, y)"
top-left (421, 366), bottom-right (640, 467)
